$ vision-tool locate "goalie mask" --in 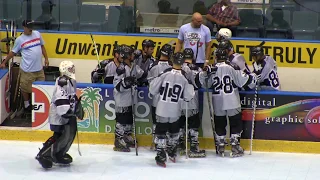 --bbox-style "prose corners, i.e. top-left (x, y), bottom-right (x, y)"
top-left (59, 61), bottom-right (76, 80)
